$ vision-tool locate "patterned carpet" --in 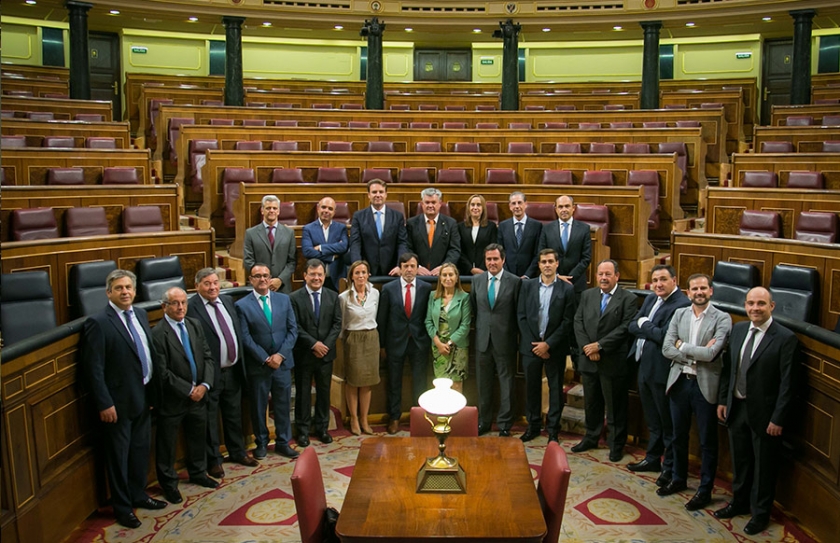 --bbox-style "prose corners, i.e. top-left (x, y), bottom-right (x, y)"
top-left (69, 423), bottom-right (817, 543)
